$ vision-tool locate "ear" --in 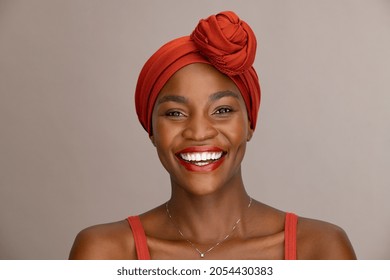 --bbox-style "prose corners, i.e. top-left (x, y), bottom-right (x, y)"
top-left (149, 135), bottom-right (156, 147)
top-left (247, 124), bottom-right (254, 142)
